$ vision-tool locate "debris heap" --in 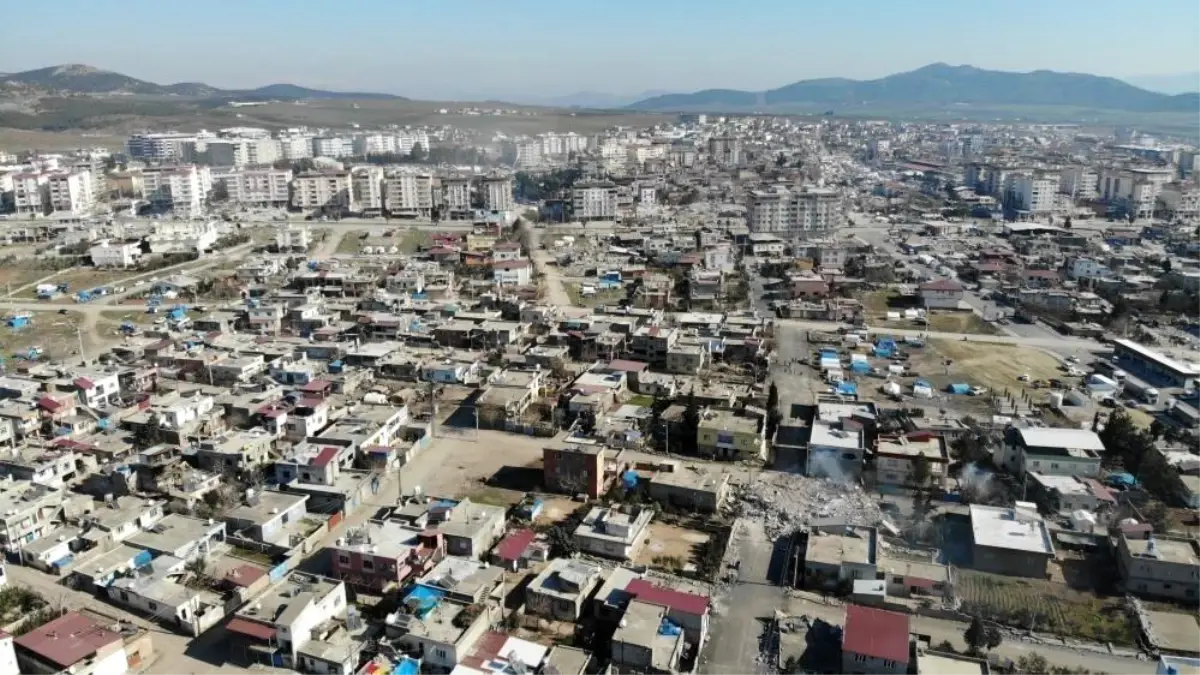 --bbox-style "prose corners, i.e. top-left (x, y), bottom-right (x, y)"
top-left (735, 472), bottom-right (885, 538)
